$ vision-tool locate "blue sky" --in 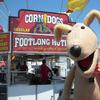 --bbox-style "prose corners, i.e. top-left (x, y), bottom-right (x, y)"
top-left (0, 0), bottom-right (100, 42)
